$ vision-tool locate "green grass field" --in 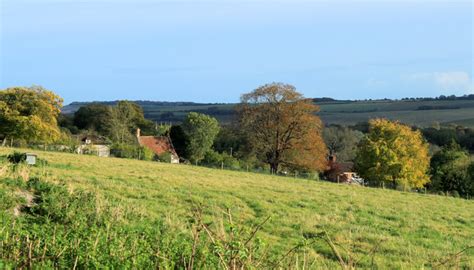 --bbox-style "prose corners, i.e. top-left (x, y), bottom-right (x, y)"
top-left (1, 148), bottom-right (473, 268)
